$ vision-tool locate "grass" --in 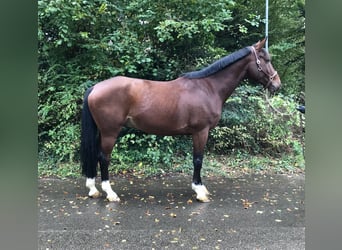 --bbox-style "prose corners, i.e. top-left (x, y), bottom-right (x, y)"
top-left (38, 160), bottom-right (80, 179)
top-left (38, 150), bottom-right (305, 179)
